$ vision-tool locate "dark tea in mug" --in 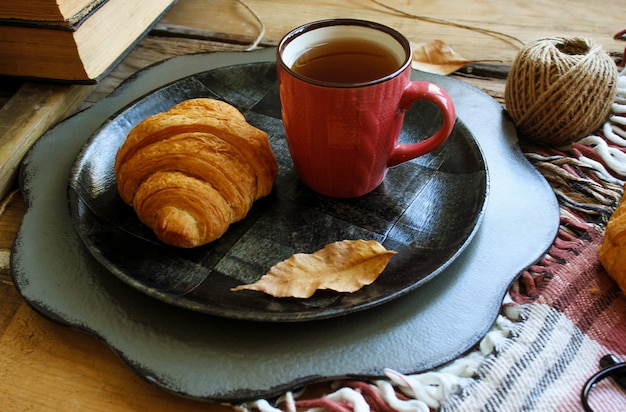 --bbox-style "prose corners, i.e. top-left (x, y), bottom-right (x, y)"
top-left (292, 39), bottom-right (402, 84)
top-left (277, 19), bottom-right (456, 198)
